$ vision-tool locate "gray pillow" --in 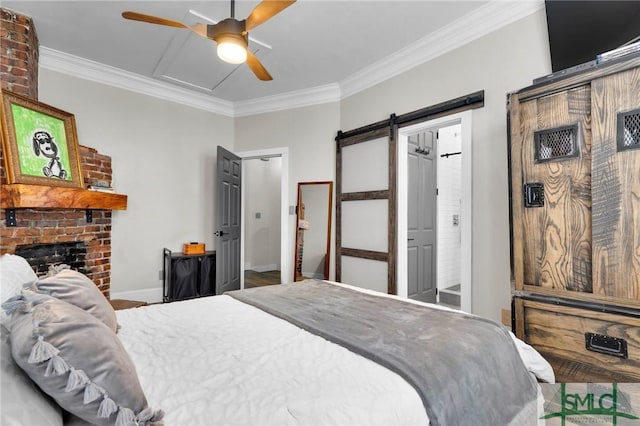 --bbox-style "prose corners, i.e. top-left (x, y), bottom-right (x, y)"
top-left (28, 267), bottom-right (118, 333)
top-left (3, 291), bottom-right (163, 426)
top-left (1, 324), bottom-right (63, 426)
